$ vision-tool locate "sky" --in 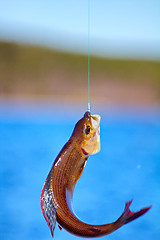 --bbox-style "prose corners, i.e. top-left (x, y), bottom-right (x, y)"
top-left (0, 0), bottom-right (160, 59)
